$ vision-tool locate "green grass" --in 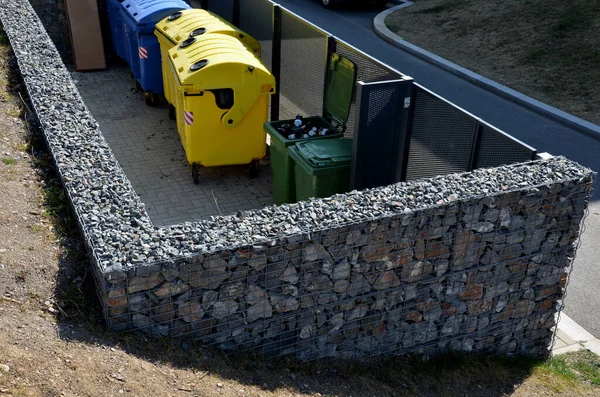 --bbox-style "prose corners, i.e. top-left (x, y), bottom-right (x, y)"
top-left (2, 157), bottom-right (16, 165)
top-left (542, 350), bottom-right (600, 386)
top-left (0, 25), bottom-right (8, 47)
top-left (385, 0), bottom-right (600, 124)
